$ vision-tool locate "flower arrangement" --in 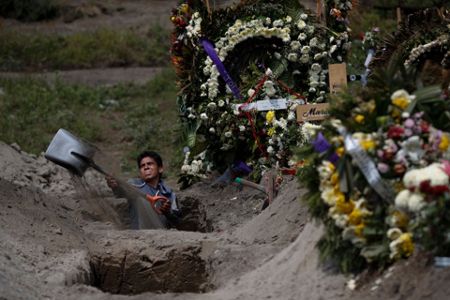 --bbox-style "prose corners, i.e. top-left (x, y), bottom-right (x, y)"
top-left (372, 9), bottom-right (450, 93)
top-left (171, 0), bottom-right (351, 186)
top-left (296, 78), bottom-right (450, 273)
